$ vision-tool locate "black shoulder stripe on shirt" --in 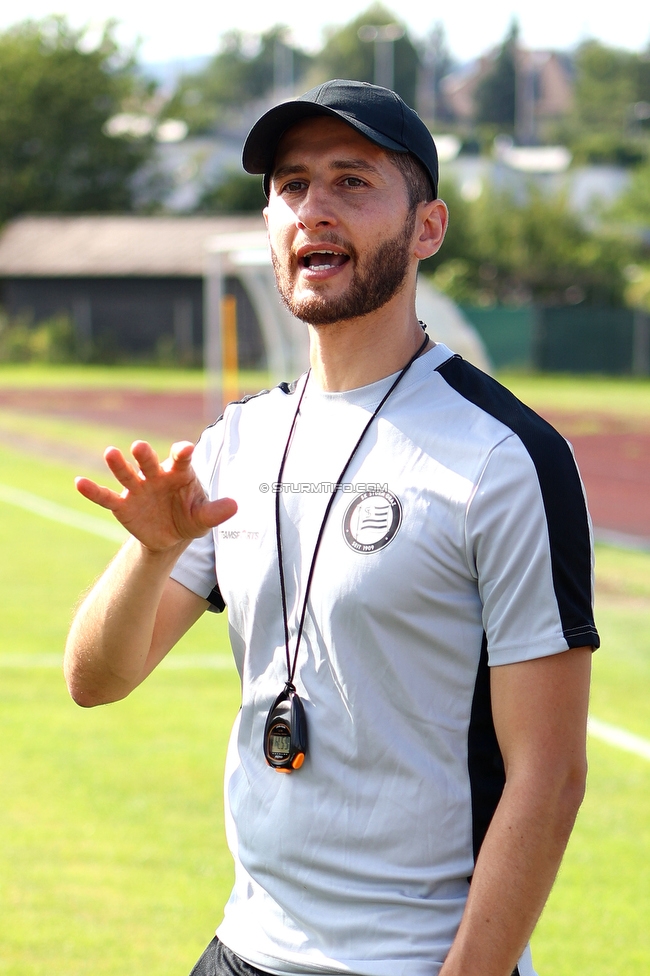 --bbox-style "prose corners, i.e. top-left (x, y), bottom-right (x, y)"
top-left (202, 376), bottom-right (300, 433)
top-left (436, 355), bottom-right (599, 650)
top-left (202, 385), bottom-right (274, 433)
